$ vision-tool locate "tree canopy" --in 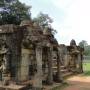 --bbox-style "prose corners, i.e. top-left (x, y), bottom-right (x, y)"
top-left (78, 40), bottom-right (90, 55)
top-left (0, 1), bottom-right (57, 35)
top-left (33, 12), bottom-right (53, 28)
top-left (0, 0), bottom-right (31, 25)
top-left (33, 12), bottom-right (57, 35)
top-left (78, 40), bottom-right (88, 48)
